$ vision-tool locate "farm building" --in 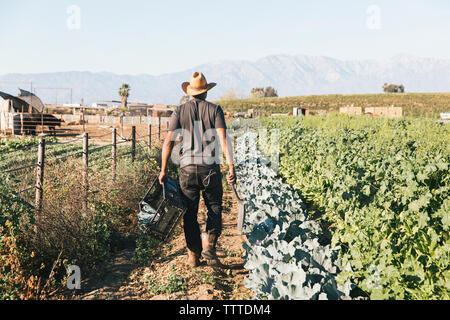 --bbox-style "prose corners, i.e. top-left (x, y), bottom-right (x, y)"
top-left (339, 106), bottom-right (363, 116)
top-left (17, 89), bottom-right (45, 112)
top-left (248, 108), bottom-right (265, 118)
top-left (293, 107), bottom-right (309, 116)
top-left (0, 89), bottom-right (54, 135)
top-left (365, 106), bottom-right (403, 118)
top-left (338, 105), bottom-right (403, 118)
top-left (1, 90), bottom-right (34, 134)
